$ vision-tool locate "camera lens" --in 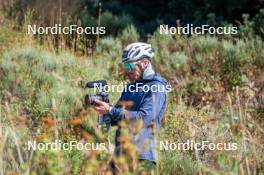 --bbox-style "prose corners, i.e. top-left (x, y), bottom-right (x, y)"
top-left (84, 95), bottom-right (102, 105)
